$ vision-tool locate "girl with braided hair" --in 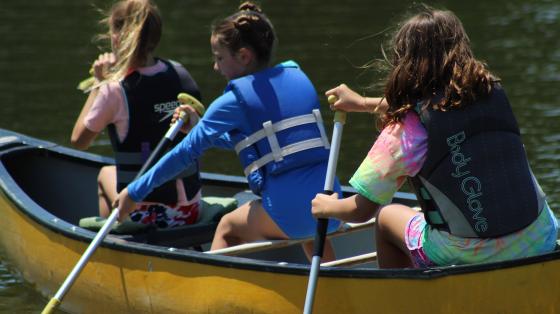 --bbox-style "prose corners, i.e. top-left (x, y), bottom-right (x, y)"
top-left (114, 1), bottom-right (342, 259)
